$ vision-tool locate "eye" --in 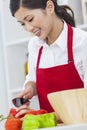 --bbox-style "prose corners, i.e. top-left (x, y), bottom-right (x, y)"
top-left (18, 21), bottom-right (25, 26)
top-left (21, 23), bottom-right (25, 26)
top-left (28, 17), bottom-right (33, 22)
